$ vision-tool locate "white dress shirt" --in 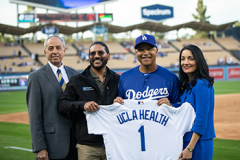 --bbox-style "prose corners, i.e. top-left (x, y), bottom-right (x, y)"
top-left (48, 61), bottom-right (69, 83)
